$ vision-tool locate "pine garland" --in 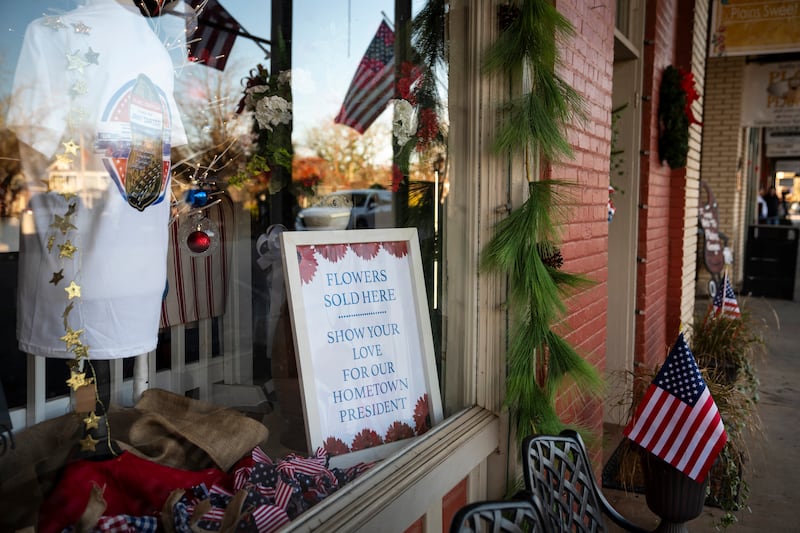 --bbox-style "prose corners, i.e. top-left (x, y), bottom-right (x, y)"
top-left (480, 0), bottom-right (602, 441)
